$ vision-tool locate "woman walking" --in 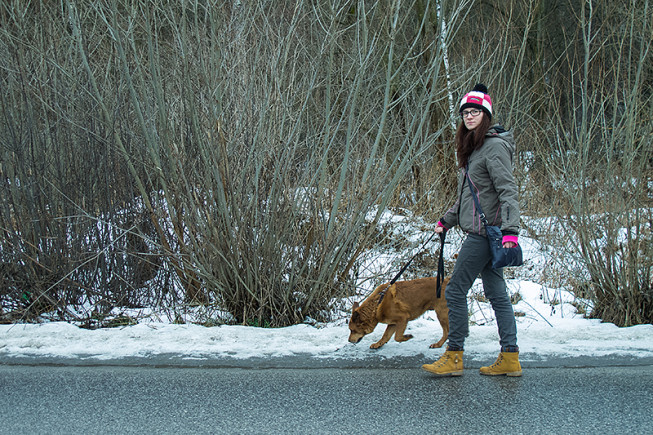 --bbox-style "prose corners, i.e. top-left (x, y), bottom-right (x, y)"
top-left (422, 84), bottom-right (522, 377)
